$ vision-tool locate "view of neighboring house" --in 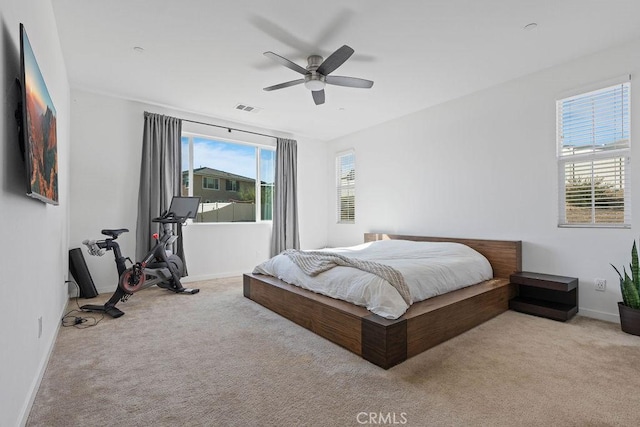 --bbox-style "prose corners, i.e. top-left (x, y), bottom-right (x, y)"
top-left (182, 167), bottom-right (257, 222)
